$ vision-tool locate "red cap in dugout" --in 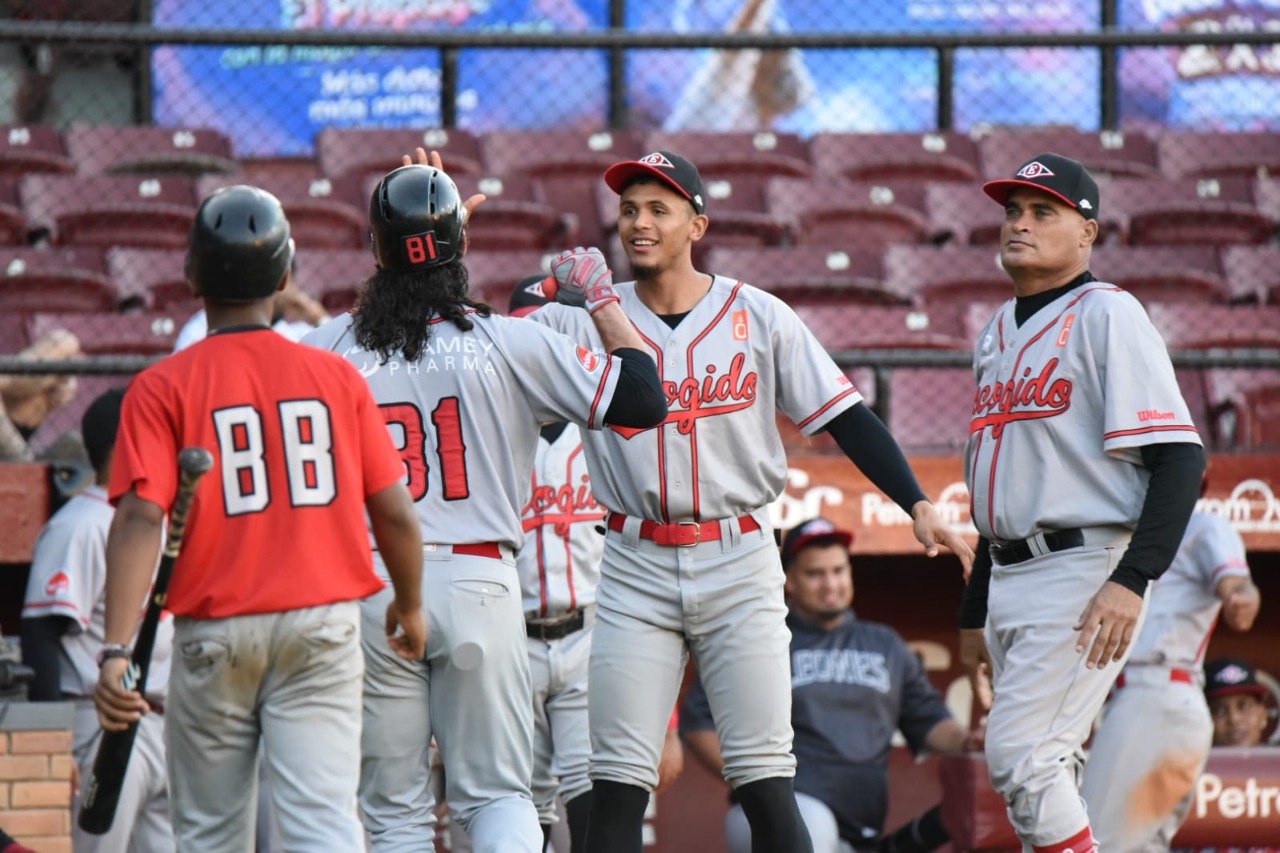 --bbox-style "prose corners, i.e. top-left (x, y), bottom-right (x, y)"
top-left (605, 150), bottom-right (707, 214)
top-left (982, 152), bottom-right (1100, 221)
top-left (1204, 658), bottom-right (1270, 702)
top-left (782, 518), bottom-right (854, 565)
